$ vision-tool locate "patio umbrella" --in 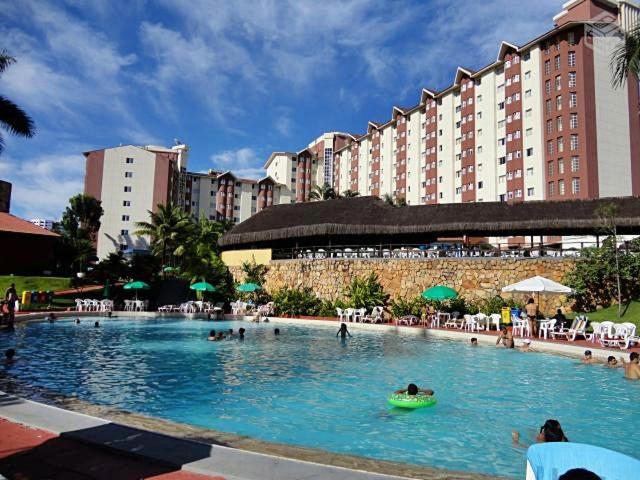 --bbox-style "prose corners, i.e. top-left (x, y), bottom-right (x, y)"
top-left (190, 282), bottom-right (216, 292)
top-left (501, 276), bottom-right (572, 295)
top-left (123, 280), bottom-right (150, 300)
top-left (422, 285), bottom-right (458, 301)
top-left (236, 283), bottom-right (262, 292)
